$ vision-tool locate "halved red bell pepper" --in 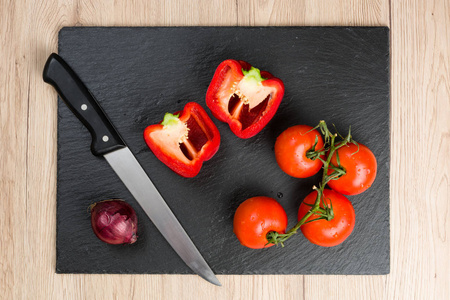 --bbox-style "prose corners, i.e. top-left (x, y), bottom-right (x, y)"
top-left (144, 102), bottom-right (220, 178)
top-left (206, 60), bottom-right (285, 139)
